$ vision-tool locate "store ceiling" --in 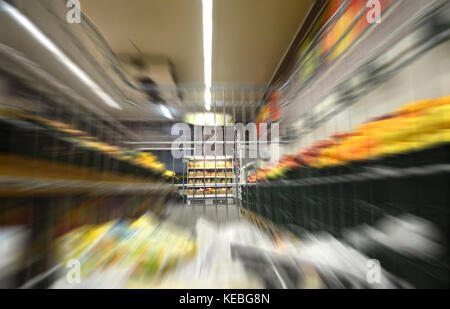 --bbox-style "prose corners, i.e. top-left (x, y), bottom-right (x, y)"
top-left (2, 0), bottom-right (315, 124)
top-left (82, 0), bottom-right (315, 85)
